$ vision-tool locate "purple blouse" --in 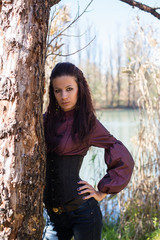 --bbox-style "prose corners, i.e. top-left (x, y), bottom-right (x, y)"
top-left (45, 109), bottom-right (134, 194)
